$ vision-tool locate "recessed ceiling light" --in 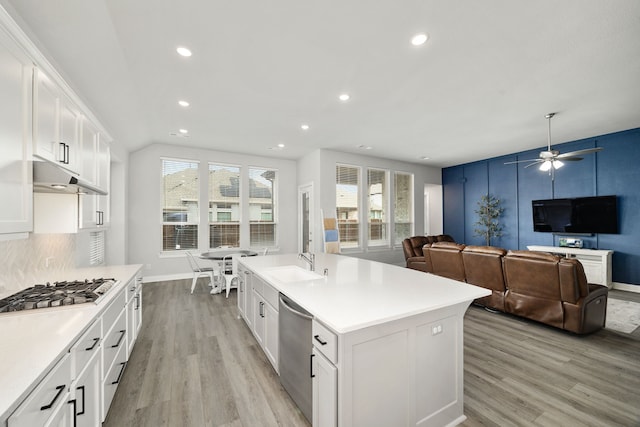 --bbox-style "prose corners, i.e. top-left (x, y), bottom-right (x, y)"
top-left (411, 33), bottom-right (428, 46)
top-left (178, 100), bottom-right (190, 107)
top-left (277, 143), bottom-right (285, 148)
top-left (419, 156), bottom-right (430, 160)
top-left (179, 129), bottom-right (188, 134)
top-left (339, 93), bottom-right (350, 102)
top-left (357, 145), bottom-right (373, 150)
top-left (301, 124), bottom-right (310, 131)
top-left (176, 47), bottom-right (192, 57)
